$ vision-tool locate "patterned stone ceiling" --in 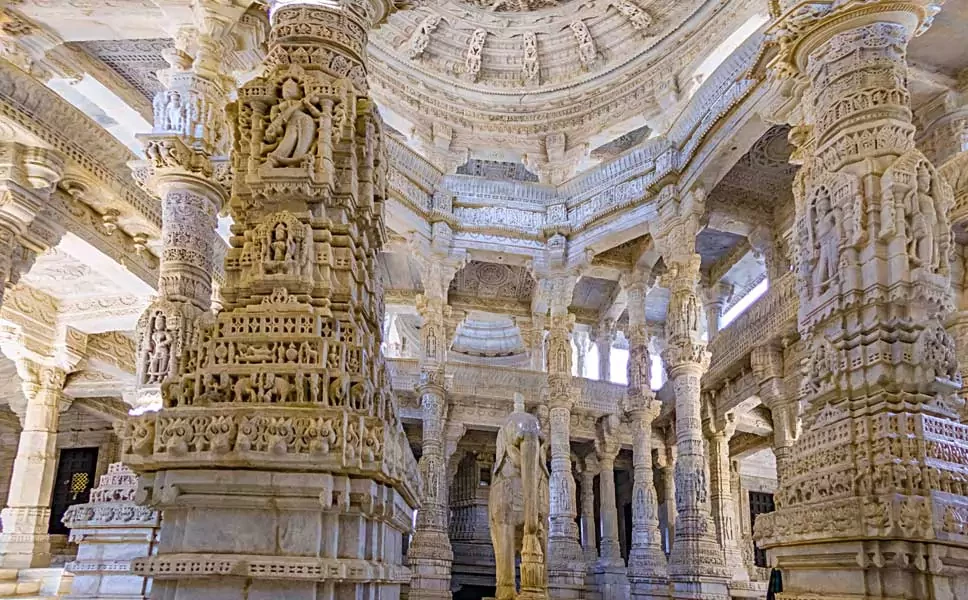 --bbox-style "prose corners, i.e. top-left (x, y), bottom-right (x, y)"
top-left (450, 261), bottom-right (535, 301)
top-left (70, 38), bottom-right (172, 104)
